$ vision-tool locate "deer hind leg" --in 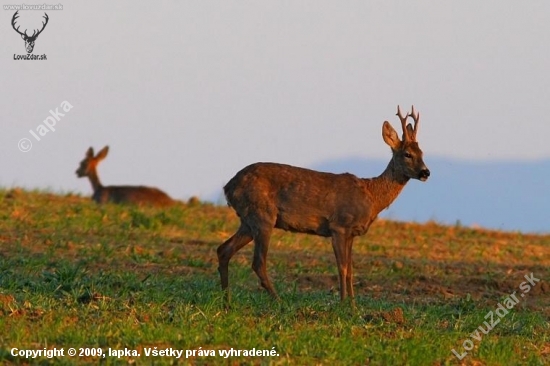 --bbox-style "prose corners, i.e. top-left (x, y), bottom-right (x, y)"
top-left (217, 224), bottom-right (253, 296)
top-left (251, 224), bottom-right (279, 299)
